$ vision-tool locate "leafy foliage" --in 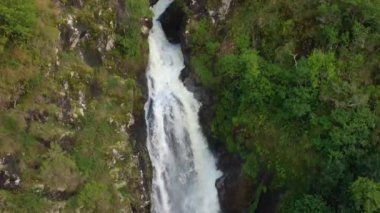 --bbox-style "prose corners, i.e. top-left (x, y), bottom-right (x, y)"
top-left (0, 0), bottom-right (37, 44)
top-left (189, 0), bottom-right (380, 211)
top-left (351, 177), bottom-right (380, 213)
top-left (75, 182), bottom-right (114, 212)
top-left (281, 195), bottom-right (331, 213)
